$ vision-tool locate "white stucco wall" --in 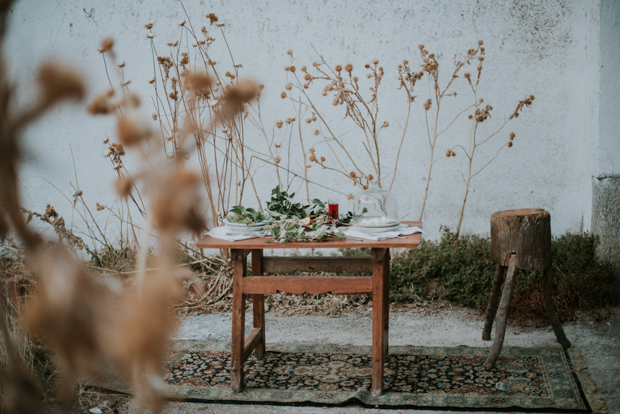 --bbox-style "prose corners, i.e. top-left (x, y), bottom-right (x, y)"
top-left (4, 0), bottom-right (616, 243)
